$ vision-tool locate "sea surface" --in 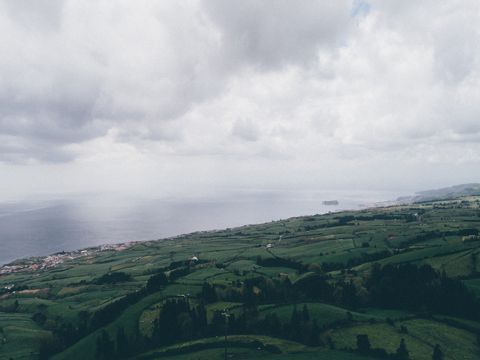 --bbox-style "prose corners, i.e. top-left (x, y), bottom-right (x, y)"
top-left (0, 190), bottom-right (398, 265)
